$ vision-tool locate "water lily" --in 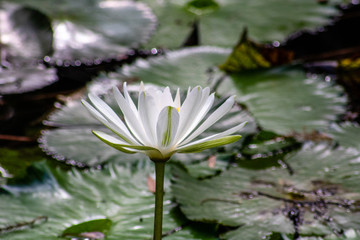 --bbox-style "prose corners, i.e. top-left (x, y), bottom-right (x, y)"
top-left (82, 82), bottom-right (246, 240)
top-left (81, 82), bottom-right (246, 162)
